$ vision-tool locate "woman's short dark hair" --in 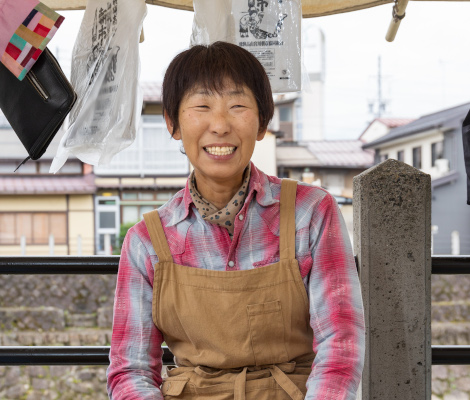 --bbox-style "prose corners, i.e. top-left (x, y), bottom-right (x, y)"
top-left (162, 41), bottom-right (274, 136)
